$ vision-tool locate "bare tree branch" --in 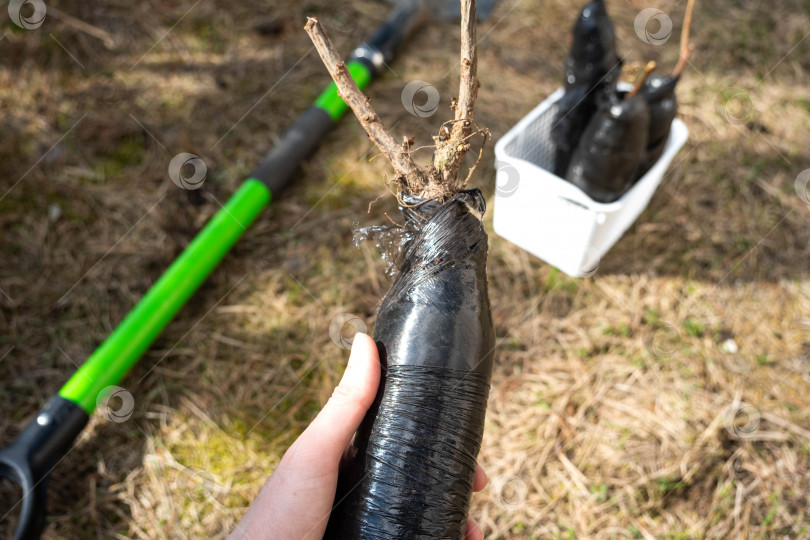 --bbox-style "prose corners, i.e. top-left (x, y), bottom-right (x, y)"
top-left (628, 61), bottom-right (656, 98)
top-left (433, 0), bottom-right (479, 185)
top-left (454, 0), bottom-right (479, 128)
top-left (672, 0), bottom-right (697, 77)
top-left (304, 17), bottom-right (427, 191)
top-left (305, 0), bottom-right (482, 202)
